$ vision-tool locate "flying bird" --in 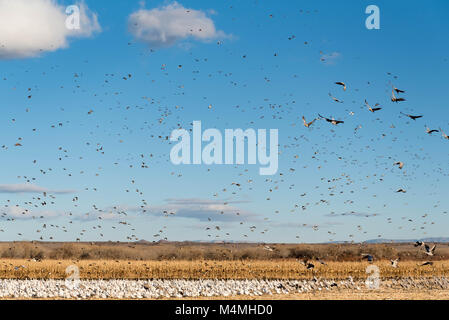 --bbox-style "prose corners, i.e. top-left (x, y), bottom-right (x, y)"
top-left (390, 258), bottom-right (399, 268)
top-left (302, 116), bottom-right (317, 128)
top-left (400, 112), bottom-right (423, 121)
top-left (424, 244), bottom-right (436, 256)
top-left (440, 128), bottom-right (449, 140)
top-left (414, 241), bottom-right (425, 247)
top-left (365, 100), bottom-right (382, 113)
top-left (318, 114), bottom-right (344, 125)
top-left (335, 82), bottom-right (347, 91)
top-left (391, 89), bottom-right (406, 102)
top-left (425, 126), bottom-right (439, 134)
top-left (328, 93), bottom-right (343, 103)
top-left (393, 87), bottom-right (405, 94)
top-left (361, 254), bottom-right (373, 262)
top-left (394, 161), bottom-right (404, 169)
